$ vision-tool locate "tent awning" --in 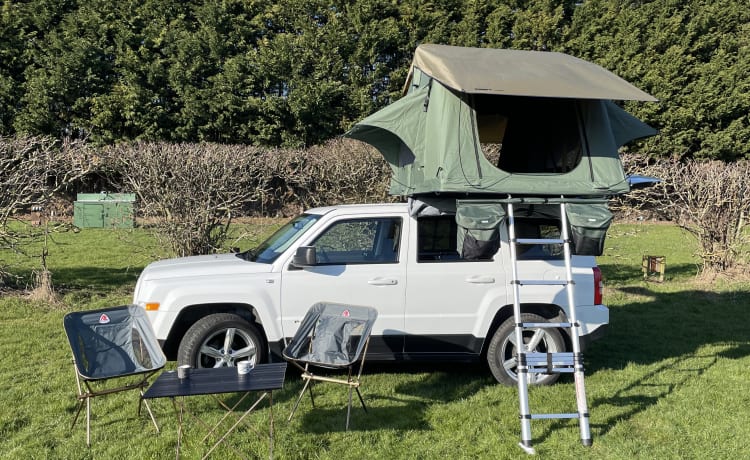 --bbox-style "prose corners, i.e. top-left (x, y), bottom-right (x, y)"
top-left (405, 44), bottom-right (658, 101)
